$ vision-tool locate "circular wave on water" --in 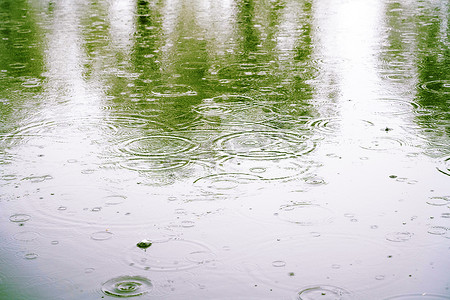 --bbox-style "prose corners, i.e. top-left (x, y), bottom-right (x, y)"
top-left (193, 173), bottom-right (262, 197)
top-left (219, 157), bottom-right (315, 181)
top-left (421, 80), bottom-right (450, 95)
top-left (151, 84), bottom-right (197, 97)
top-left (119, 135), bottom-right (198, 157)
top-left (217, 63), bottom-right (271, 79)
top-left (3, 115), bottom-right (169, 147)
top-left (436, 155), bottom-right (450, 176)
top-left (214, 131), bottom-right (314, 159)
top-left (372, 98), bottom-right (420, 116)
top-left (297, 285), bottom-right (353, 299)
top-left (277, 204), bottom-right (334, 225)
top-left (126, 239), bottom-right (215, 271)
top-left (193, 102), bottom-right (277, 125)
top-left (239, 233), bottom-right (400, 292)
top-left (307, 118), bottom-right (375, 135)
top-left (102, 275), bottom-right (153, 297)
top-left (119, 157), bottom-right (191, 172)
top-left (384, 294), bottom-right (450, 300)
top-left (359, 136), bottom-right (407, 151)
